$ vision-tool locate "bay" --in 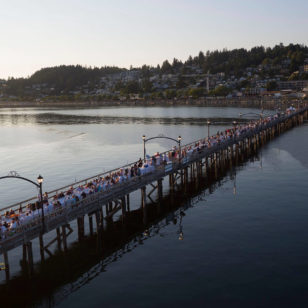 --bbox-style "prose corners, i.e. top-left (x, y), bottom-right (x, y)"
top-left (0, 106), bottom-right (307, 307)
